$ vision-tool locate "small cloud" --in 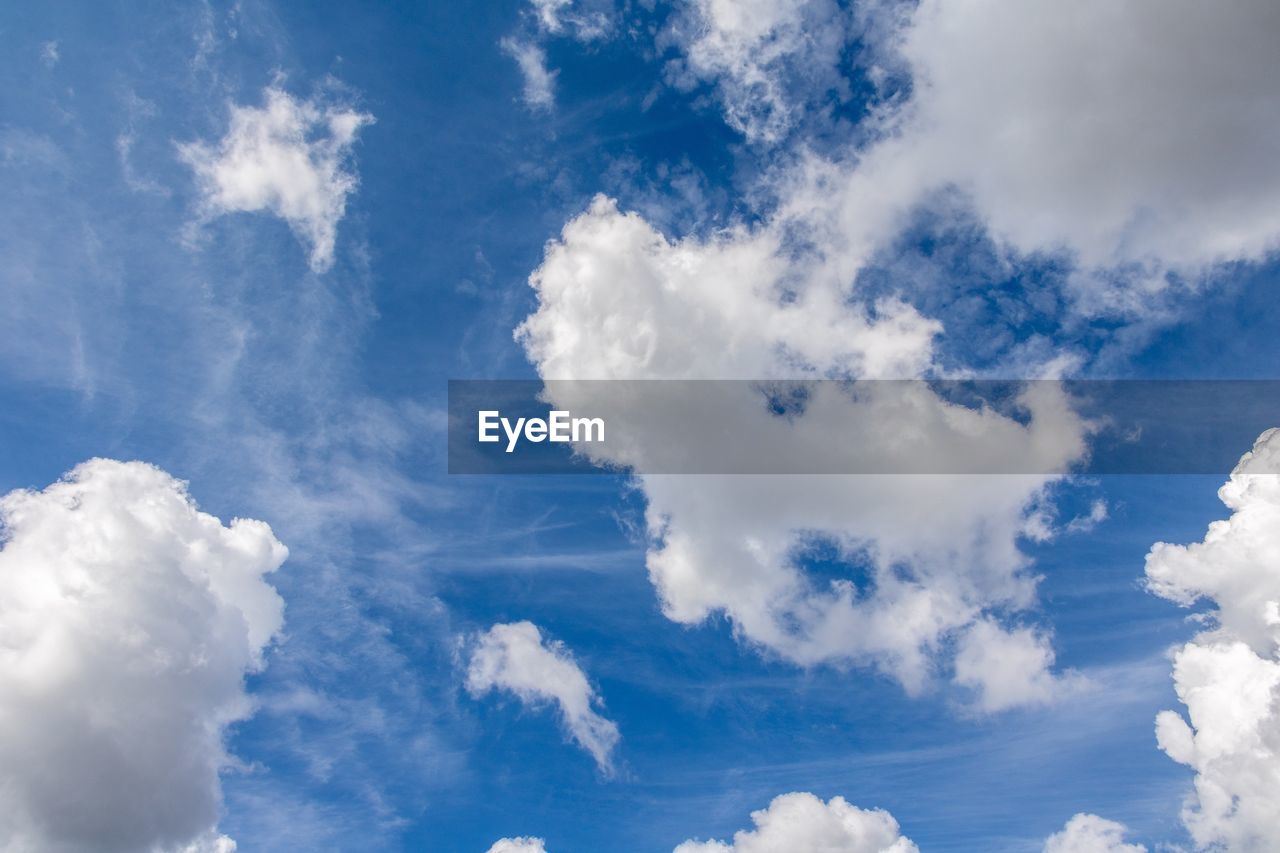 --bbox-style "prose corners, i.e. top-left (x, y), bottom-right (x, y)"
top-left (485, 838), bottom-right (548, 853)
top-left (1043, 813), bottom-right (1146, 852)
top-left (40, 40), bottom-right (59, 68)
top-left (673, 792), bottom-right (918, 853)
top-left (465, 621), bottom-right (619, 774)
top-left (1066, 499), bottom-right (1108, 534)
top-left (953, 620), bottom-right (1087, 713)
top-left (178, 86), bottom-right (373, 272)
top-left (501, 38), bottom-right (556, 111)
